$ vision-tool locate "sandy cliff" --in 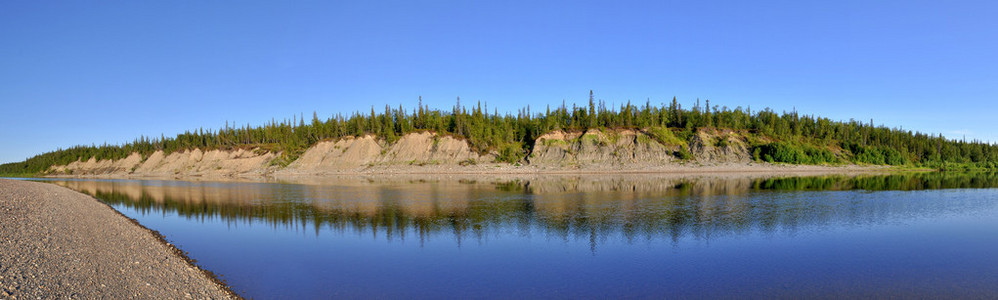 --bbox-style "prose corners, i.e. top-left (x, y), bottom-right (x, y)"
top-left (527, 129), bottom-right (753, 170)
top-left (688, 130), bottom-right (753, 163)
top-left (282, 132), bottom-right (494, 174)
top-left (49, 148), bottom-right (279, 178)
top-left (47, 129), bottom-right (861, 177)
top-left (528, 129), bottom-right (677, 169)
